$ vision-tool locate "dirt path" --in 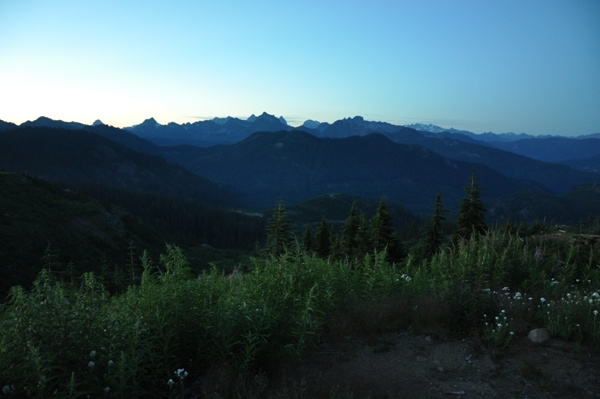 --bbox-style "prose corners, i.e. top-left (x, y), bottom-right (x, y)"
top-left (276, 332), bottom-right (600, 398)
